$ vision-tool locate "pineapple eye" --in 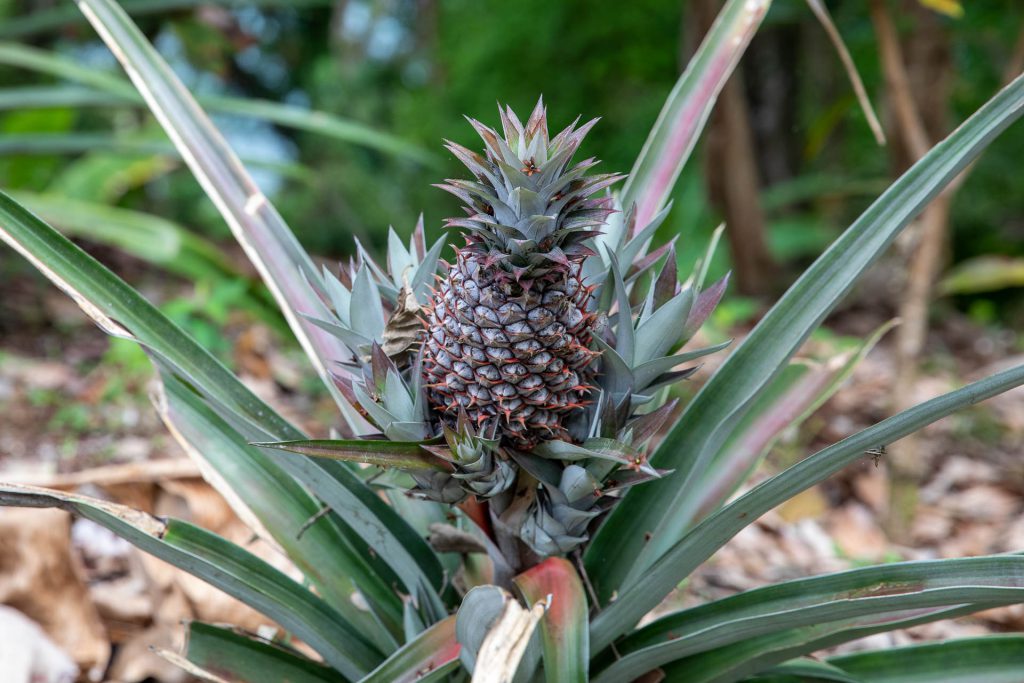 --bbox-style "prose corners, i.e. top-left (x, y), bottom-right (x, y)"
top-left (521, 157), bottom-right (539, 176)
